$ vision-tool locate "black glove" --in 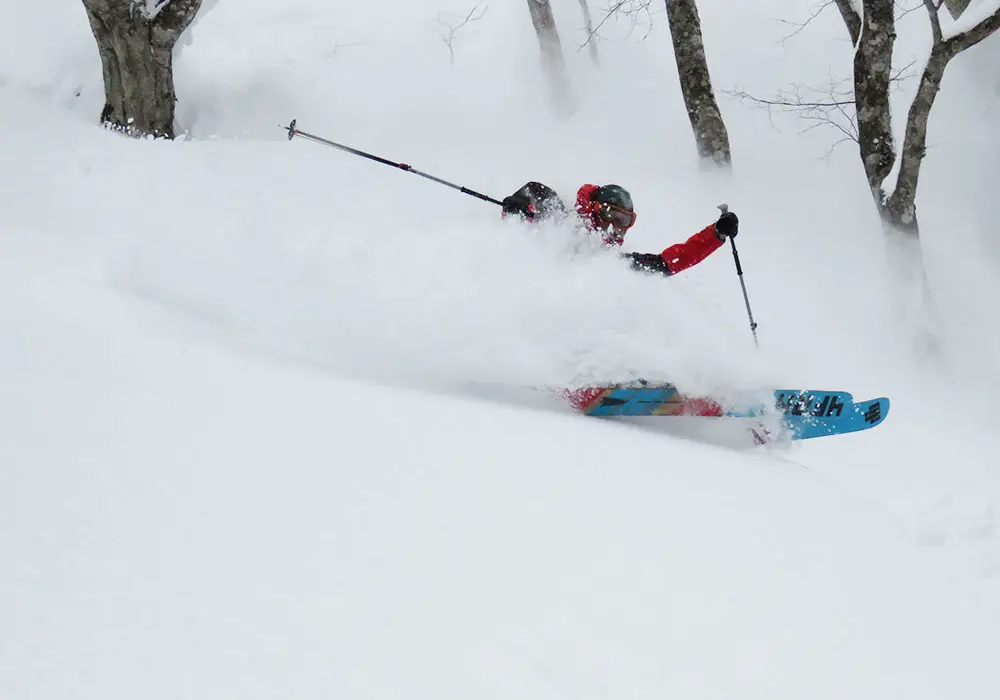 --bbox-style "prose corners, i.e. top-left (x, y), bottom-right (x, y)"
top-left (714, 211), bottom-right (739, 240)
top-left (502, 193), bottom-right (535, 220)
top-left (624, 252), bottom-right (671, 276)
